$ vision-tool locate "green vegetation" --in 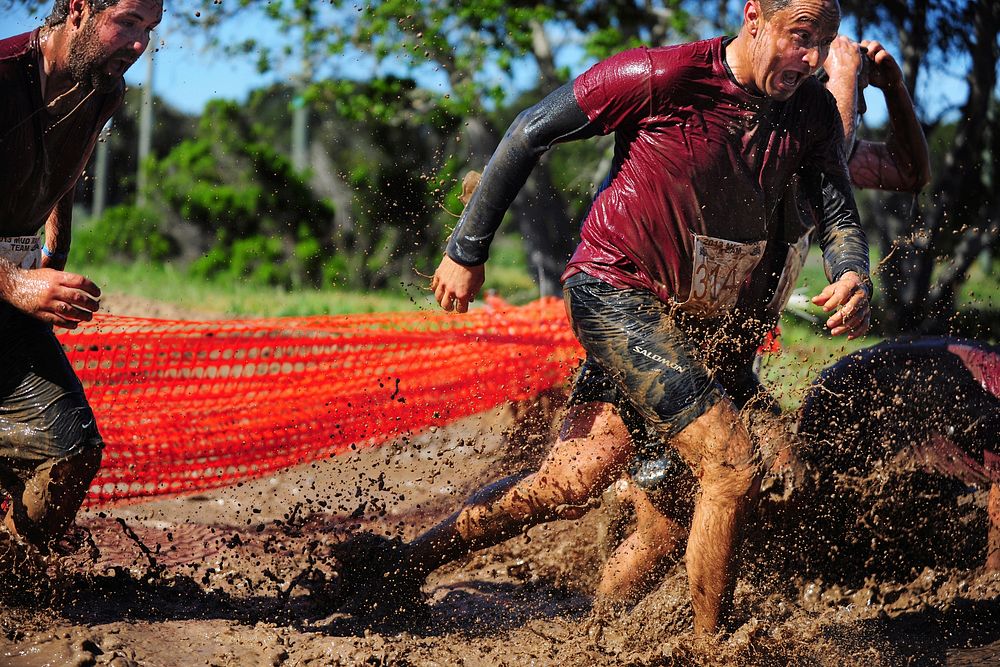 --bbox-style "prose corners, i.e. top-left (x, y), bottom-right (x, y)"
top-left (73, 260), bottom-right (426, 317)
top-left (70, 229), bottom-right (539, 318)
